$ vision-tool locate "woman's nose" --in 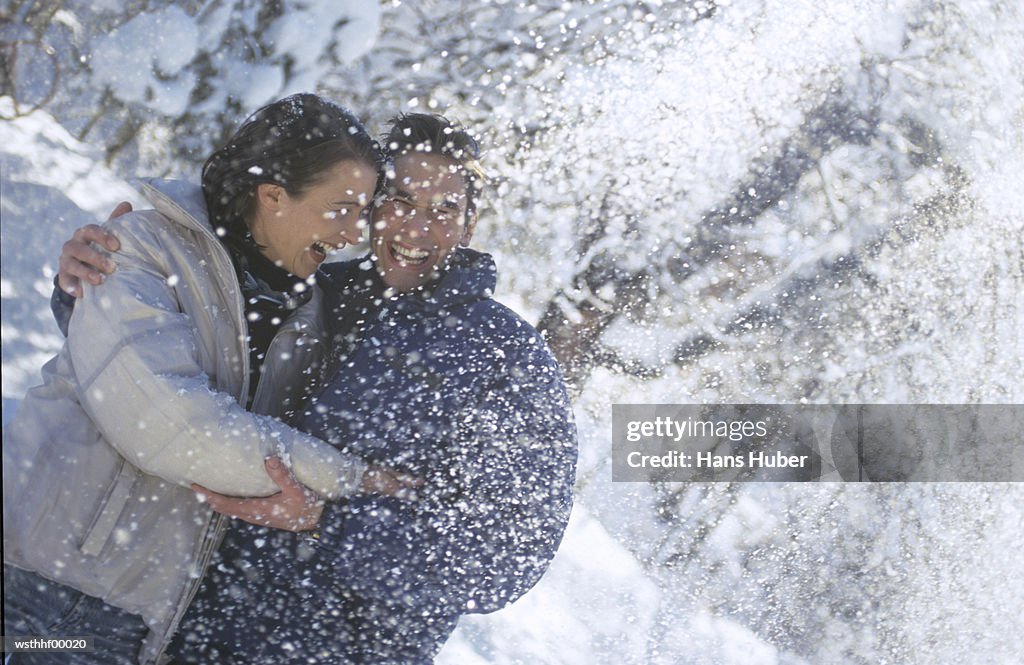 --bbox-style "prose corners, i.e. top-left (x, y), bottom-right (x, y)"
top-left (337, 218), bottom-right (366, 245)
top-left (340, 225), bottom-right (363, 244)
